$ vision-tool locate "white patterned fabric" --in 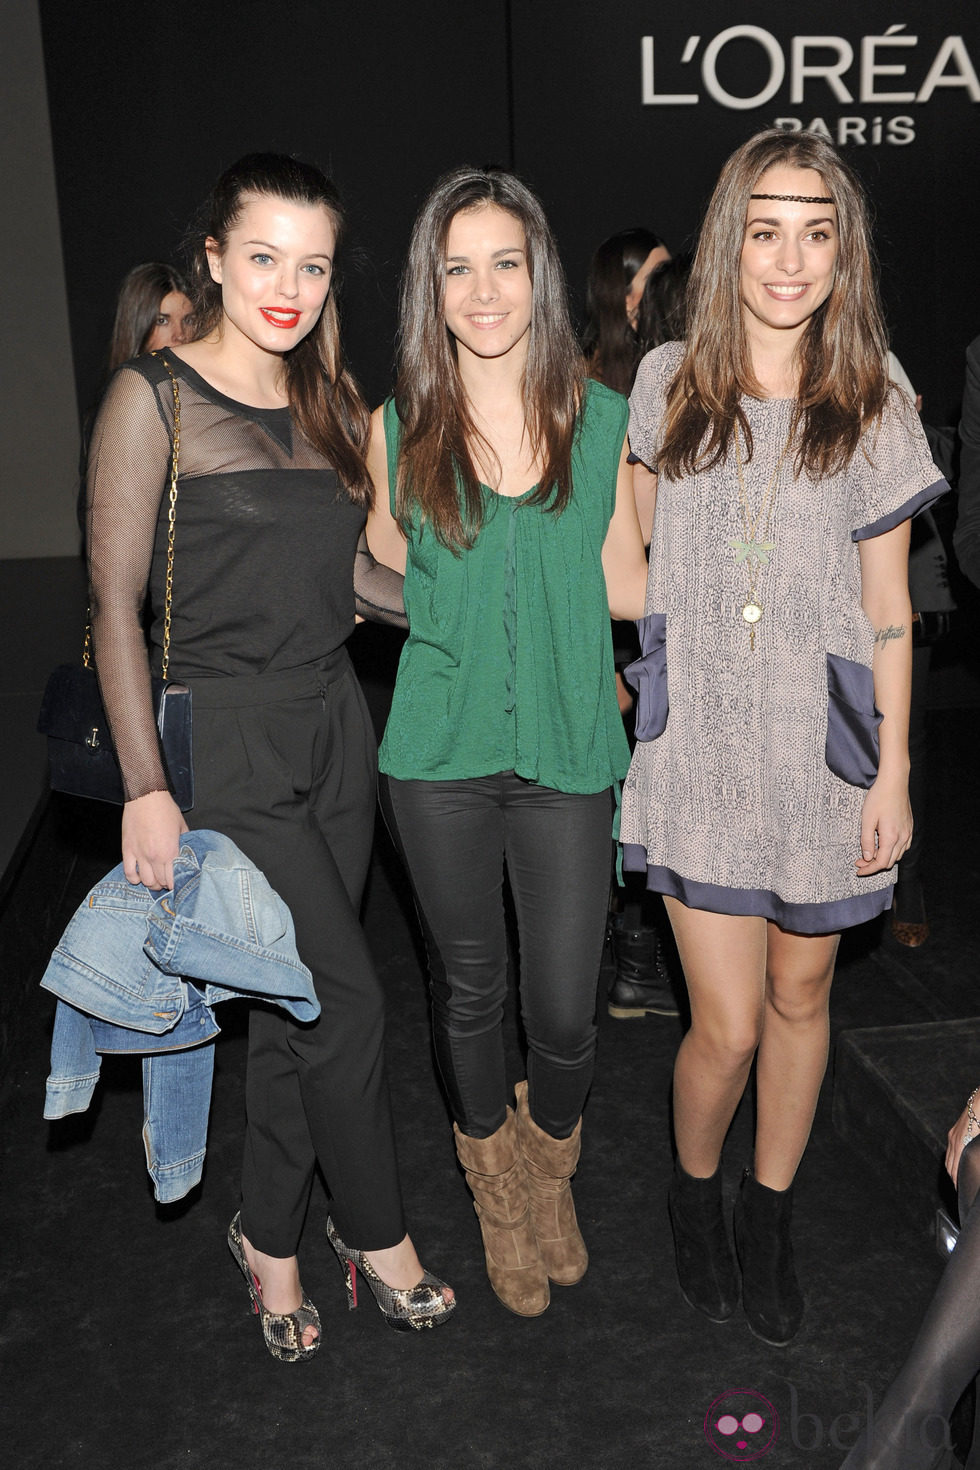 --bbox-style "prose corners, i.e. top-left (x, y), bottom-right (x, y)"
top-left (621, 342), bottom-right (947, 932)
